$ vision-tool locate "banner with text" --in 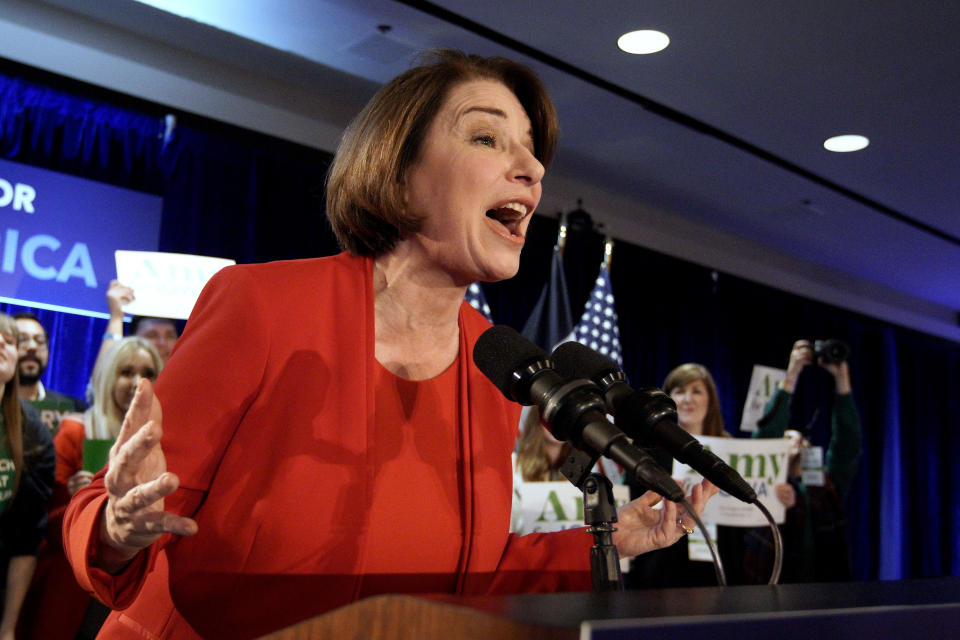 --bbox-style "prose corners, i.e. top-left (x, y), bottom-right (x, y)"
top-left (115, 251), bottom-right (235, 320)
top-left (514, 480), bottom-right (631, 571)
top-left (673, 435), bottom-right (790, 527)
top-left (0, 158), bottom-right (161, 317)
top-left (514, 481), bottom-right (631, 535)
top-left (740, 364), bottom-right (787, 432)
